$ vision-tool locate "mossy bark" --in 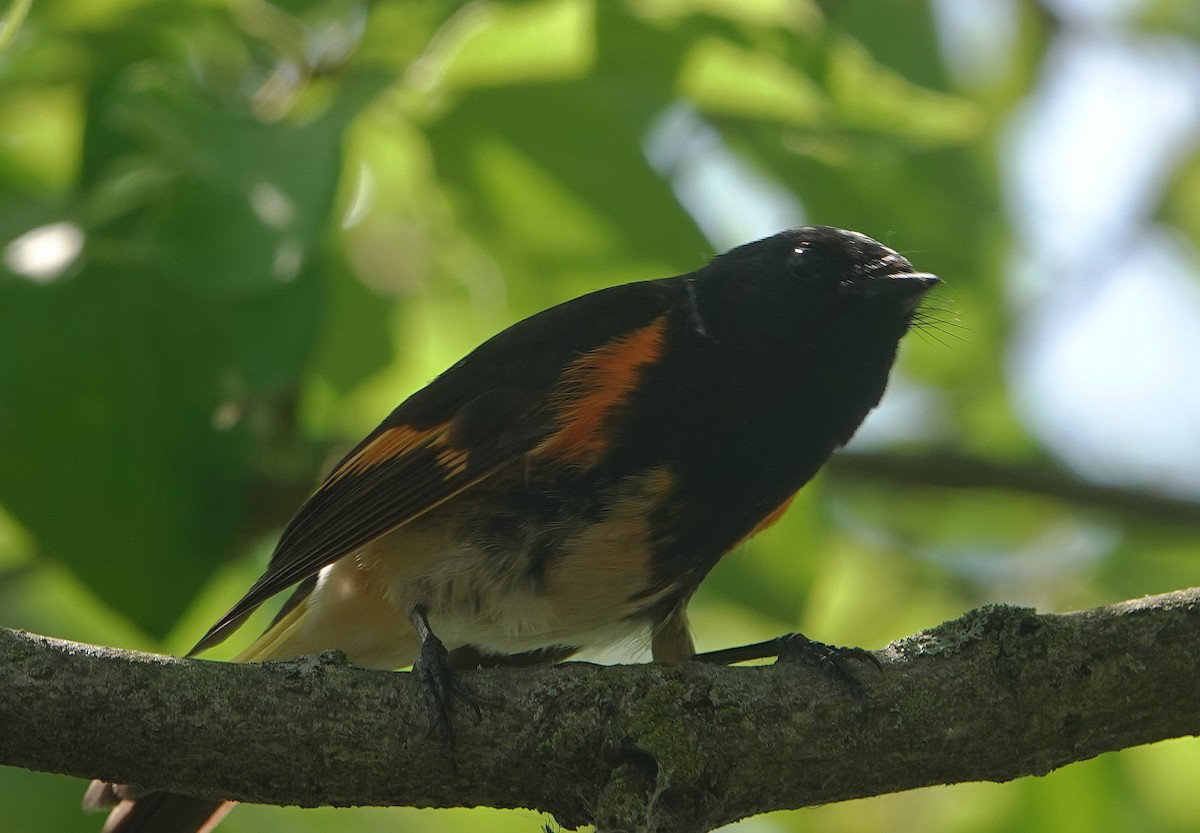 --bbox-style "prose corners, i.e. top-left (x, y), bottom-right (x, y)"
top-left (3, 589), bottom-right (1200, 833)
